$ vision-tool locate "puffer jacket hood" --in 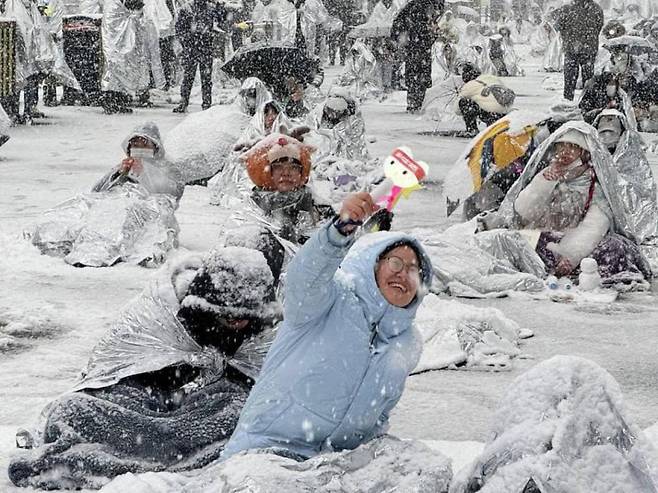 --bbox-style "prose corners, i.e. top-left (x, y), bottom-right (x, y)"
top-left (337, 231), bottom-right (433, 336)
top-left (121, 121), bottom-right (166, 159)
